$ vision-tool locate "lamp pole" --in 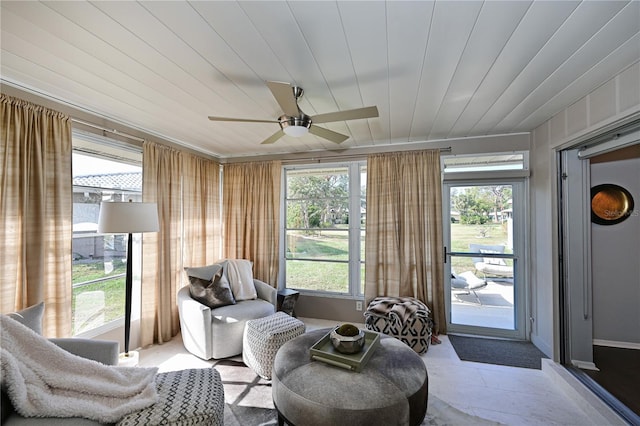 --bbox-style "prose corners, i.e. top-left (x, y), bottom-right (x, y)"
top-left (97, 200), bottom-right (159, 364)
top-left (124, 231), bottom-right (133, 356)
